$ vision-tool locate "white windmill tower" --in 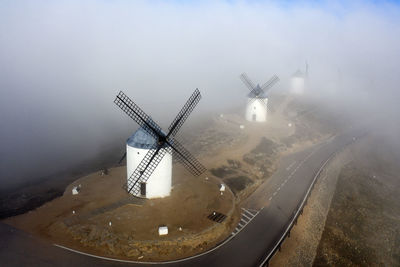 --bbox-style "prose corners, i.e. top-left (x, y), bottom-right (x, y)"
top-left (126, 128), bottom-right (172, 198)
top-left (240, 73), bottom-right (280, 122)
top-left (114, 89), bottom-right (206, 199)
top-left (290, 62), bottom-right (308, 95)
